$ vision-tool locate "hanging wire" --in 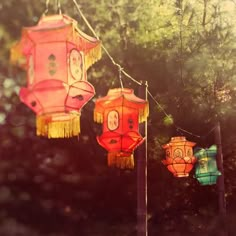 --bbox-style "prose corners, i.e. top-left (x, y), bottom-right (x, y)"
top-left (119, 66), bottom-right (124, 89)
top-left (177, 0), bottom-right (185, 86)
top-left (147, 90), bottom-right (170, 117)
top-left (57, 0), bottom-right (62, 14)
top-left (44, 0), bottom-right (50, 15)
top-left (71, 0), bottom-right (217, 140)
top-left (176, 126), bottom-right (201, 138)
top-left (202, 125), bottom-right (217, 138)
top-left (8, 0), bottom-right (217, 141)
top-left (43, 0), bottom-right (62, 15)
top-left (148, 87), bottom-right (215, 139)
top-left (72, 0), bottom-right (141, 86)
